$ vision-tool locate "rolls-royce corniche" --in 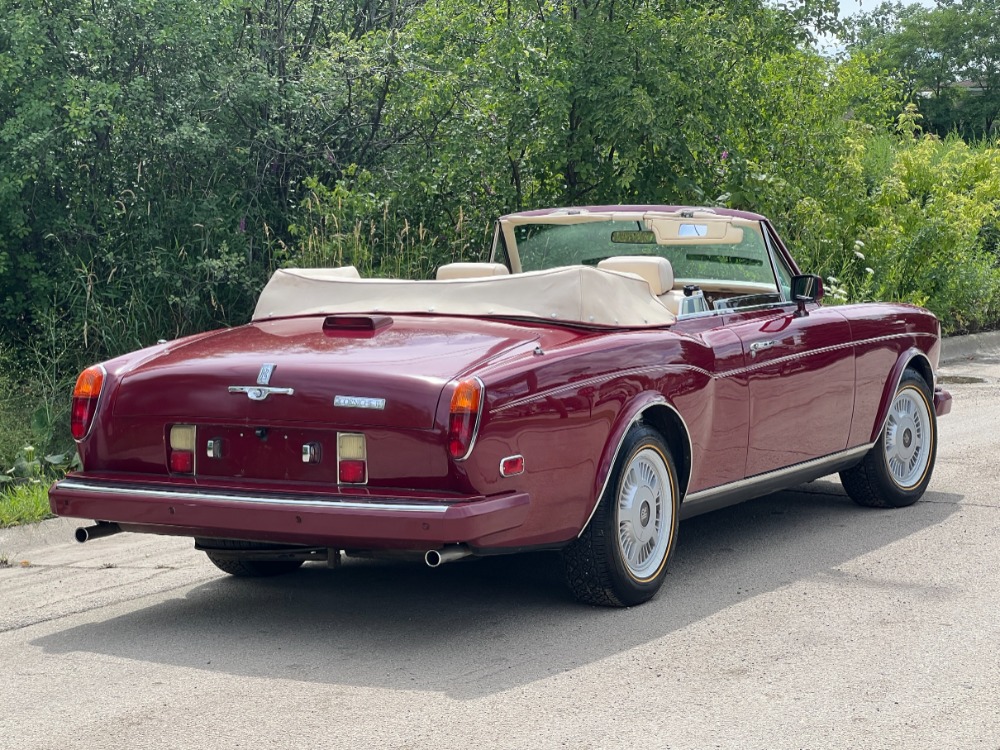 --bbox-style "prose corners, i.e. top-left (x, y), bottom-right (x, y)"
top-left (49, 206), bottom-right (953, 606)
